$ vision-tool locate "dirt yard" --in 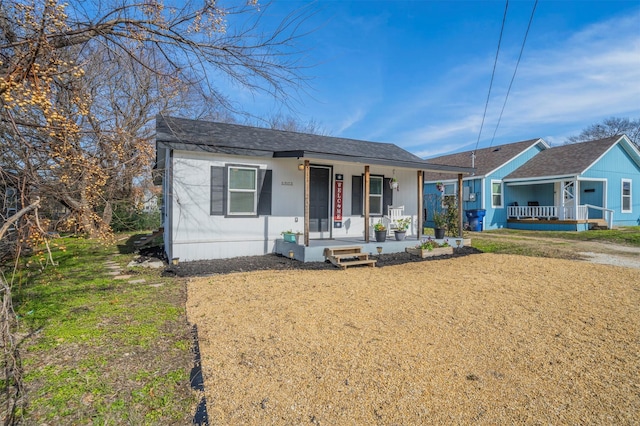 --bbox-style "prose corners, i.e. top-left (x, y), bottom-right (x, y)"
top-left (187, 253), bottom-right (640, 424)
